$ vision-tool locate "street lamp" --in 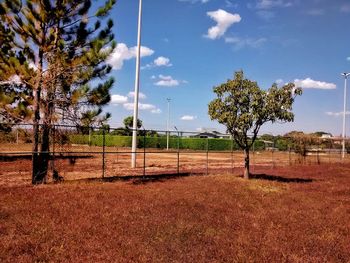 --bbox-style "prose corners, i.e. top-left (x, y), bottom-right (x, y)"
top-left (131, 0), bottom-right (143, 168)
top-left (341, 72), bottom-right (350, 159)
top-left (166, 98), bottom-right (171, 150)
